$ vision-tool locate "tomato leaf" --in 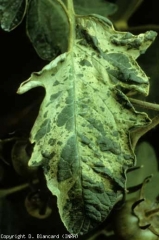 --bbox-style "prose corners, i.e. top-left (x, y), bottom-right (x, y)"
top-left (26, 0), bottom-right (69, 61)
top-left (17, 15), bottom-right (157, 234)
top-left (0, 0), bottom-right (27, 31)
top-left (74, 0), bottom-right (117, 16)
